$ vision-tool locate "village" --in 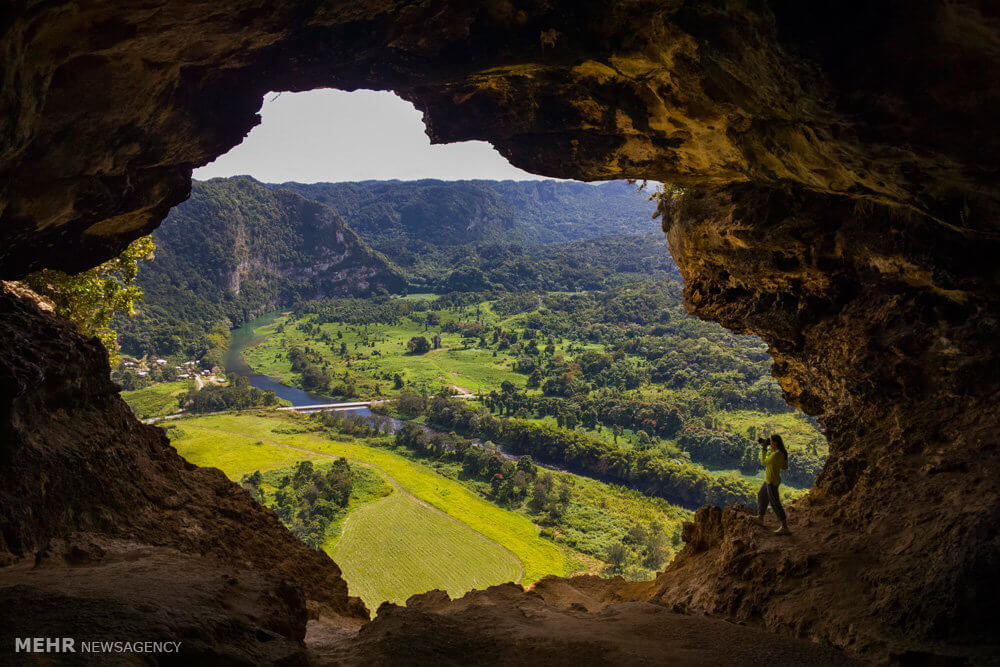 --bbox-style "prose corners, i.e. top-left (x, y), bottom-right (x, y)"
top-left (115, 355), bottom-right (224, 391)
